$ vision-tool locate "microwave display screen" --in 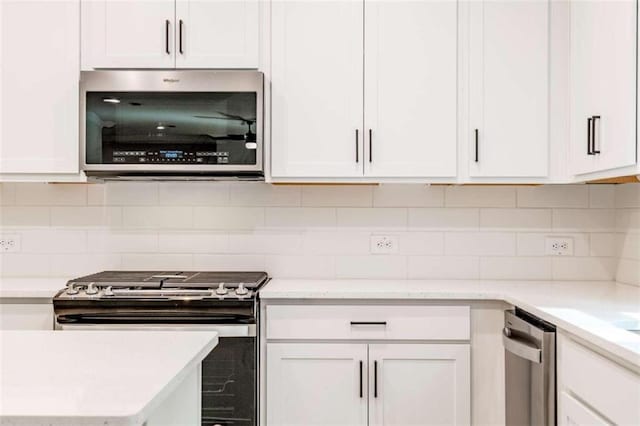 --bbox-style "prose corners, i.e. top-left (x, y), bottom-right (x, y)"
top-left (85, 91), bottom-right (257, 166)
